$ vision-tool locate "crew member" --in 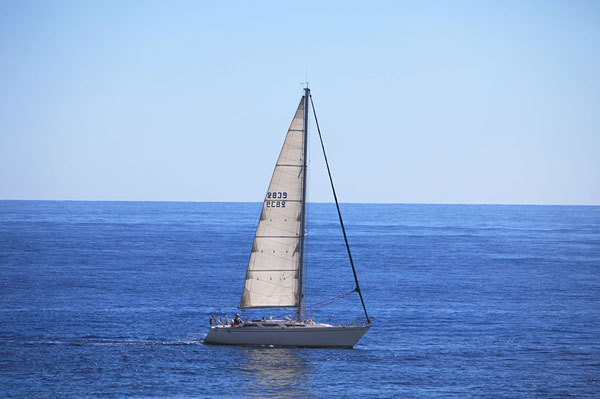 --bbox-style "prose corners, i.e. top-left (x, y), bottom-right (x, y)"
top-left (233, 314), bottom-right (242, 327)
